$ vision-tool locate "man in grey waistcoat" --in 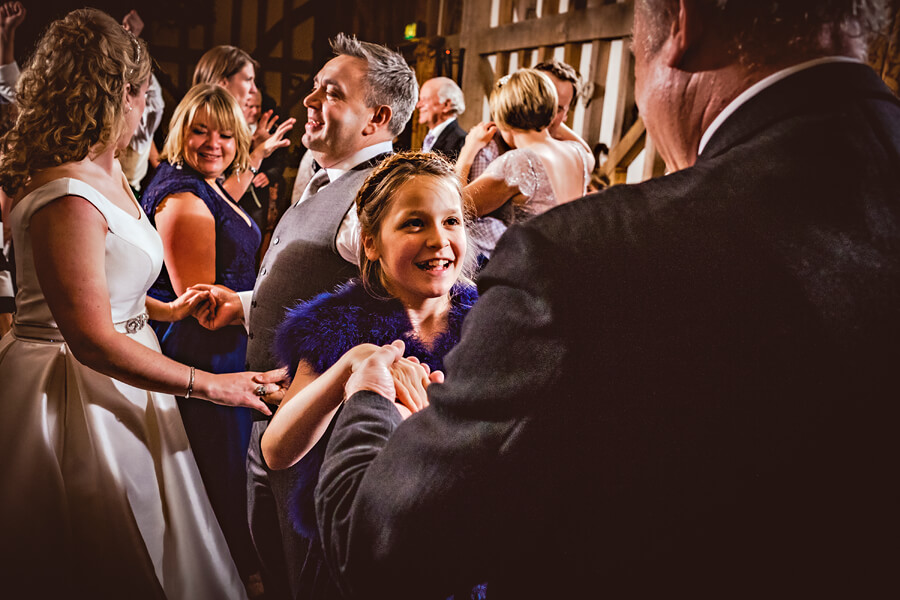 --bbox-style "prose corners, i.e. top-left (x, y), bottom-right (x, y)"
top-left (196, 33), bottom-right (417, 599)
